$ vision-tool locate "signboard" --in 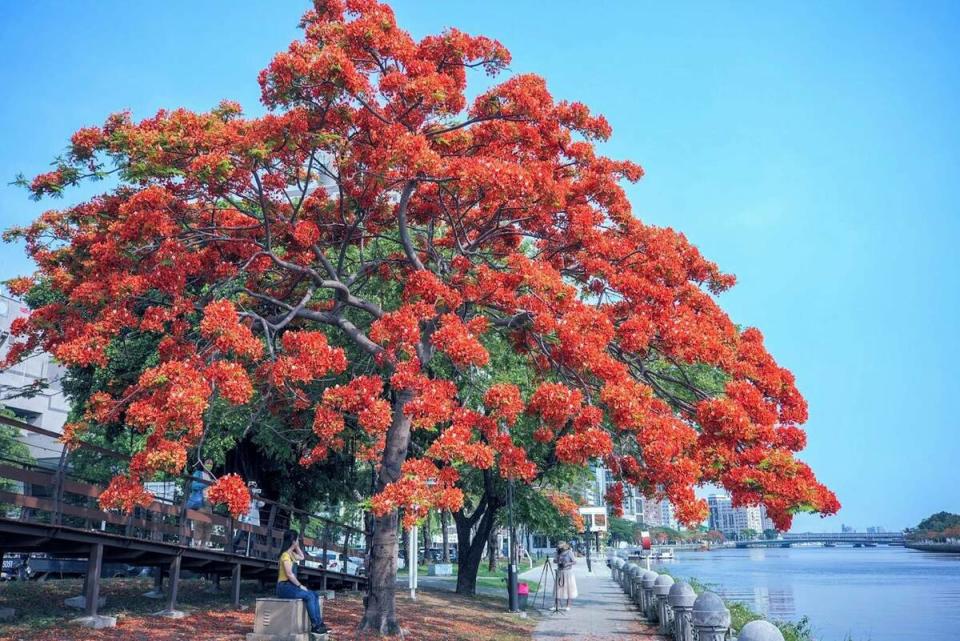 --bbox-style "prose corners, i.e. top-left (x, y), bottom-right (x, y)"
top-left (640, 530), bottom-right (652, 550)
top-left (578, 506), bottom-right (608, 533)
